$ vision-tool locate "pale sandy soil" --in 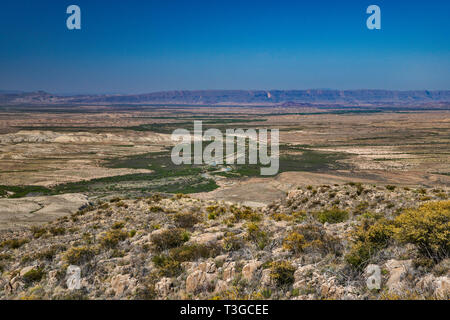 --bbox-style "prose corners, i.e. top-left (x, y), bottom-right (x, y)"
top-left (0, 193), bottom-right (88, 230)
top-left (194, 170), bottom-right (450, 206)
